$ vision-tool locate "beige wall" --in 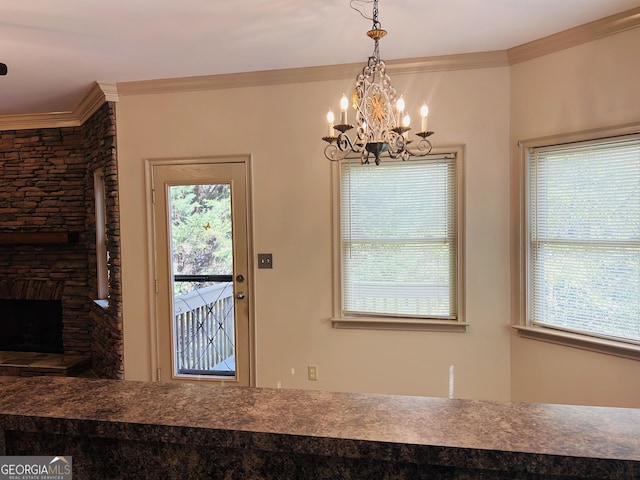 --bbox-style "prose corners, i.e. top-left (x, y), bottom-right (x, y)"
top-left (116, 65), bottom-right (512, 401)
top-left (116, 26), bottom-right (640, 406)
top-left (509, 28), bottom-right (640, 408)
